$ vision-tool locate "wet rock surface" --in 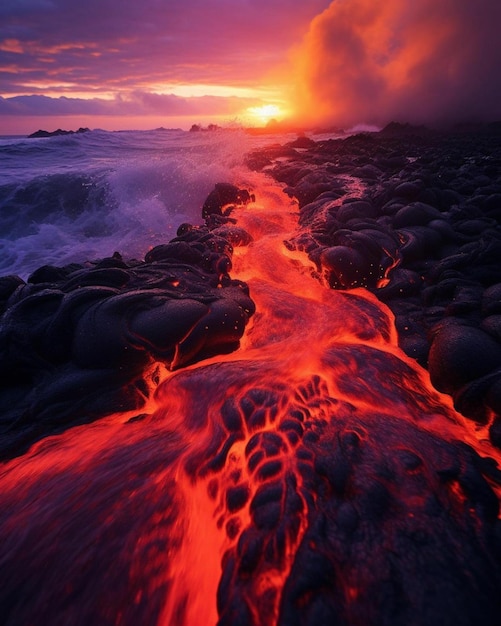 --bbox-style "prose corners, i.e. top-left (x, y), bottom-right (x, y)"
top-left (202, 182), bottom-right (255, 220)
top-left (249, 125), bottom-right (501, 443)
top-left (1, 147), bottom-right (501, 626)
top-left (209, 377), bottom-right (501, 626)
top-left (0, 218), bottom-right (255, 459)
